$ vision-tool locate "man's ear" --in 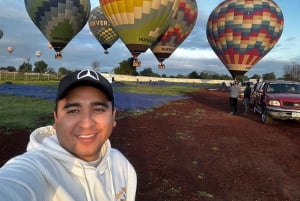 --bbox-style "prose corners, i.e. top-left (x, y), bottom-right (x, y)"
top-left (113, 108), bottom-right (117, 127)
top-left (53, 111), bottom-right (57, 129)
